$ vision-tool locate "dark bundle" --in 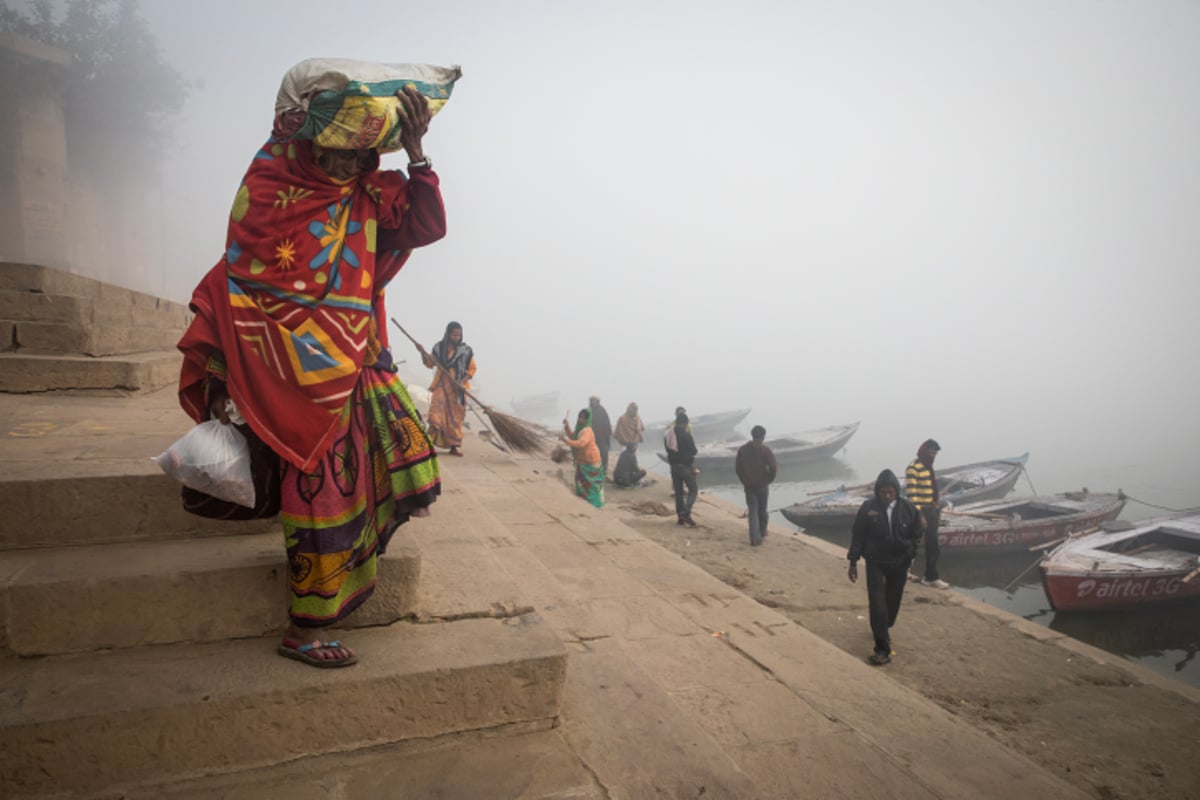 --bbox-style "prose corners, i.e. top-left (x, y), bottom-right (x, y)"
top-left (391, 318), bottom-right (553, 456)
